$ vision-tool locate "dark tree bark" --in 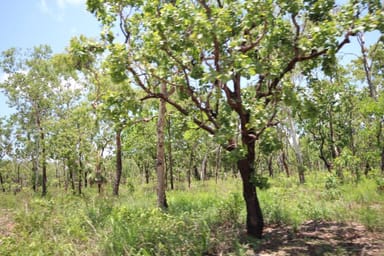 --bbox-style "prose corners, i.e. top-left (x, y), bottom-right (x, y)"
top-left (67, 158), bottom-right (76, 193)
top-left (36, 111), bottom-right (47, 196)
top-left (84, 170), bottom-right (88, 188)
top-left (32, 151), bottom-right (38, 192)
top-left (281, 151), bottom-right (290, 177)
top-left (319, 136), bottom-right (333, 172)
top-left (381, 147), bottom-right (384, 174)
top-left (78, 155), bottom-right (83, 195)
top-left (238, 138), bottom-right (264, 239)
top-left (144, 162), bottom-right (150, 184)
top-left (0, 172), bottom-right (5, 192)
top-left (268, 155), bottom-right (273, 177)
top-left (193, 165), bottom-right (200, 180)
top-left (113, 128), bottom-right (122, 196)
